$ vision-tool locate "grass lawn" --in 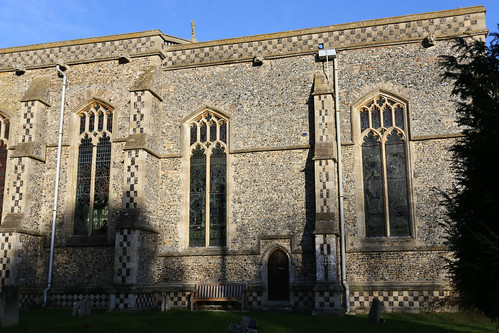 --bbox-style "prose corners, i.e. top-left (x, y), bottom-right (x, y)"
top-left (2, 308), bottom-right (496, 333)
